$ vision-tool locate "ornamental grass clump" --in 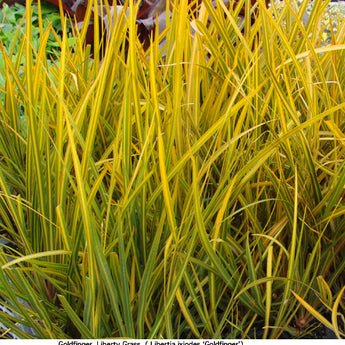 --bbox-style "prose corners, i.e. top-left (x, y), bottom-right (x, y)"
top-left (0, 0), bottom-right (344, 339)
